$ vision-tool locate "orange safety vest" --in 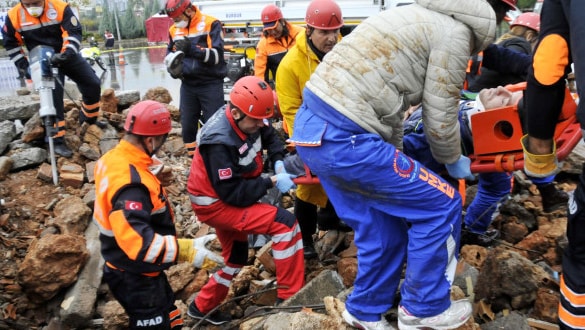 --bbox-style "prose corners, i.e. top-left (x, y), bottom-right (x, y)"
top-left (93, 140), bottom-right (177, 275)
top-left (7, 0), bottom-right (80, 55)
